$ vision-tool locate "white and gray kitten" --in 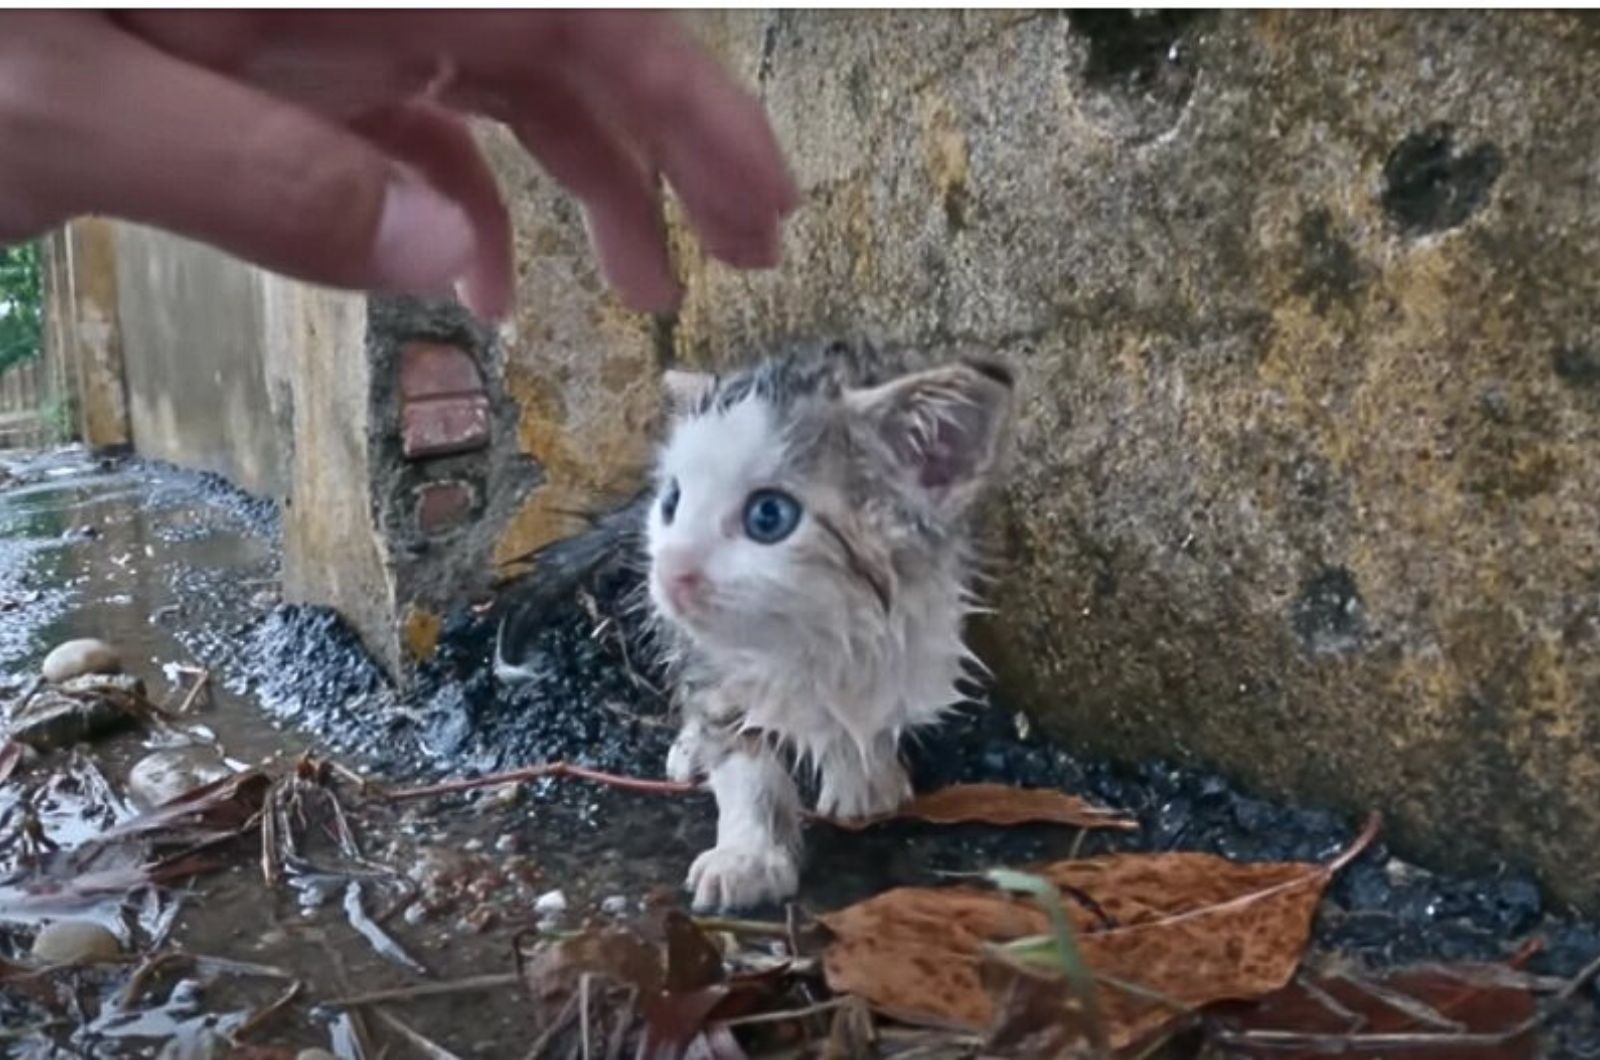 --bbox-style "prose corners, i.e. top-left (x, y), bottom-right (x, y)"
top-left (499, 341), bottom-right (1014, 911)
